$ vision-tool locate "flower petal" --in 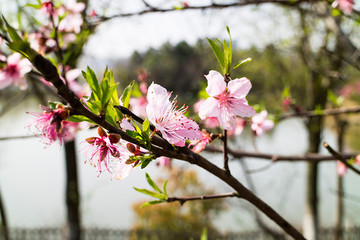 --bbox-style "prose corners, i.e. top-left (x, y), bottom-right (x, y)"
top-left (205, 70), bottom-right (226, 96)
top-left (228, 77), bottom-right (252, 98)
top-left (198, 97), bottom-right (221, 119)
